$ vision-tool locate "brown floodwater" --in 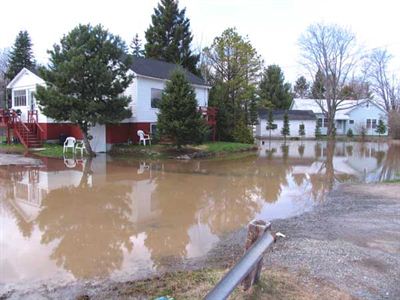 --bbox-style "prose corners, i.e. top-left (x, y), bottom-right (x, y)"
top-left (1, 141), bottom-right (399, 291)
